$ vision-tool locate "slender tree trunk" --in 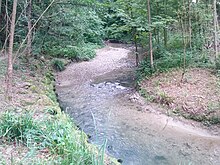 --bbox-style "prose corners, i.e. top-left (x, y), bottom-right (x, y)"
top-left (164, 0), bottom-right (168, 48)
top-left (27, 0), bottom-right (32, 56)
top-left (134, 31), bottom-right (139, 66)
top-left (178, 0), bottom-right (187, 82)
top-left (188, 0), bottom-right (192, 49)
top-left (156, 2), bottom-right (160, 46)
top-left (164, 27), bottom-right (168, 48)
top-left (0, 0), bottom-right (2, 15)
top-left (0, 0), bottom-right (2, 50)
top-left (2, 0), bottom-right (9, 54)
top-left (147, 0), bottom-right (153, 68)
top-left (6, 0), bottom-right (17, 99)
top-left (213, 0), bottom-right (218, 60)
